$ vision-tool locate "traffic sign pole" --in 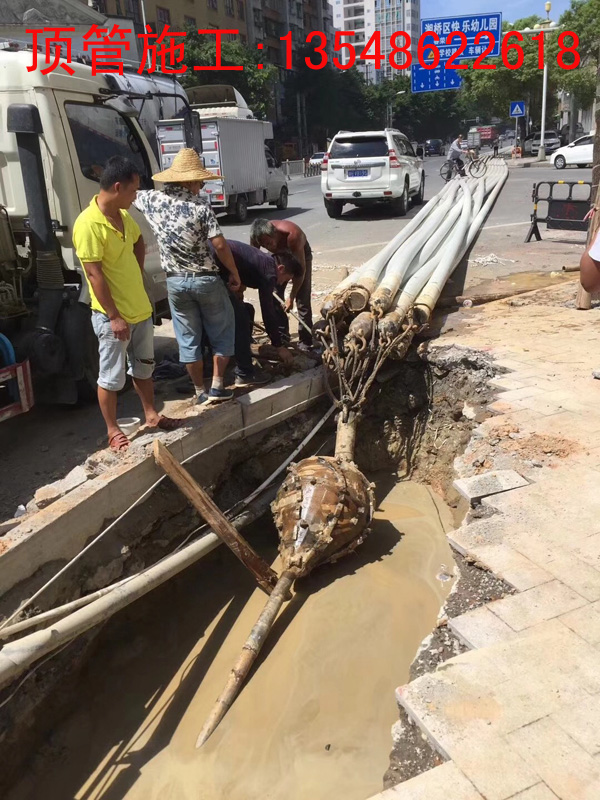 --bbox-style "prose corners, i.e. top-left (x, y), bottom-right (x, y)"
top-left (515, 116), bottom-right (518, 151)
